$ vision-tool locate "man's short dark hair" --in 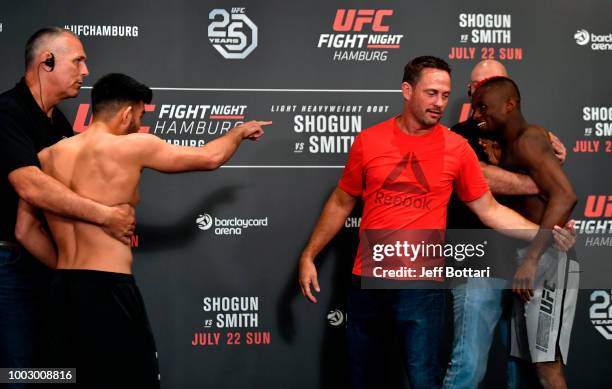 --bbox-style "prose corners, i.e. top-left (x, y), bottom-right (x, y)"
top-left (24, 27), bottom-right (73, 69)
top-left (402, 56), bottom-right (451, 85)
top-left (91, 73), bottom-right (153, 117)
top-left (474, 76), bottom-right (521, 105)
